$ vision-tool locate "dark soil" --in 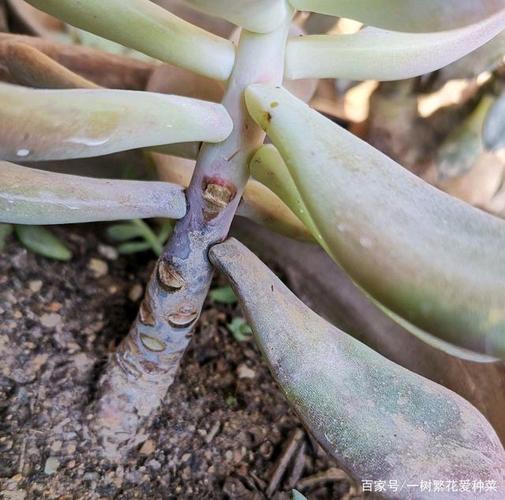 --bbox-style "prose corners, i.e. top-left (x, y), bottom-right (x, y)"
top-left (0, 225), bottom-right (362, 499)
